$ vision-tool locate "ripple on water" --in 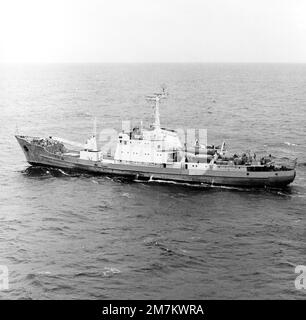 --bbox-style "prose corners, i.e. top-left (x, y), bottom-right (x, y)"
top-left (2, 64), bottom-right (306, 299)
